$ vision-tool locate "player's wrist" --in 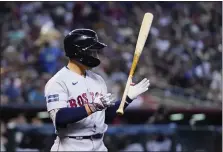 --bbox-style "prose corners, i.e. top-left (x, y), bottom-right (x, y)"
top-left (85, 104), bottom-right (94, 115)
top-left (126, 96), bottom-right (133, 104)
top-left (127, 90), bottom-right (137, 100)
top-left (85, 103), bottom-right (102, 115)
